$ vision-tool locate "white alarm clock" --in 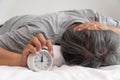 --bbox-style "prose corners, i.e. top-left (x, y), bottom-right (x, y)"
top-left (27, 49), bottom-right (53, 72)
